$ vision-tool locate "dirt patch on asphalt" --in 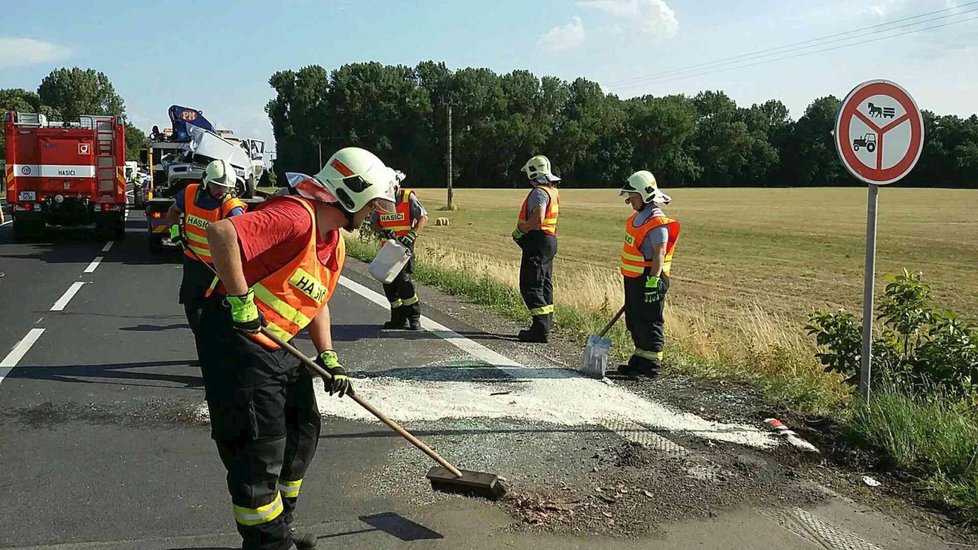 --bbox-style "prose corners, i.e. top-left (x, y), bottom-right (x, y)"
top-left (504, 440), bottom-right (825, 538)
top-left (9, 400), bottom-right (208, 429)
